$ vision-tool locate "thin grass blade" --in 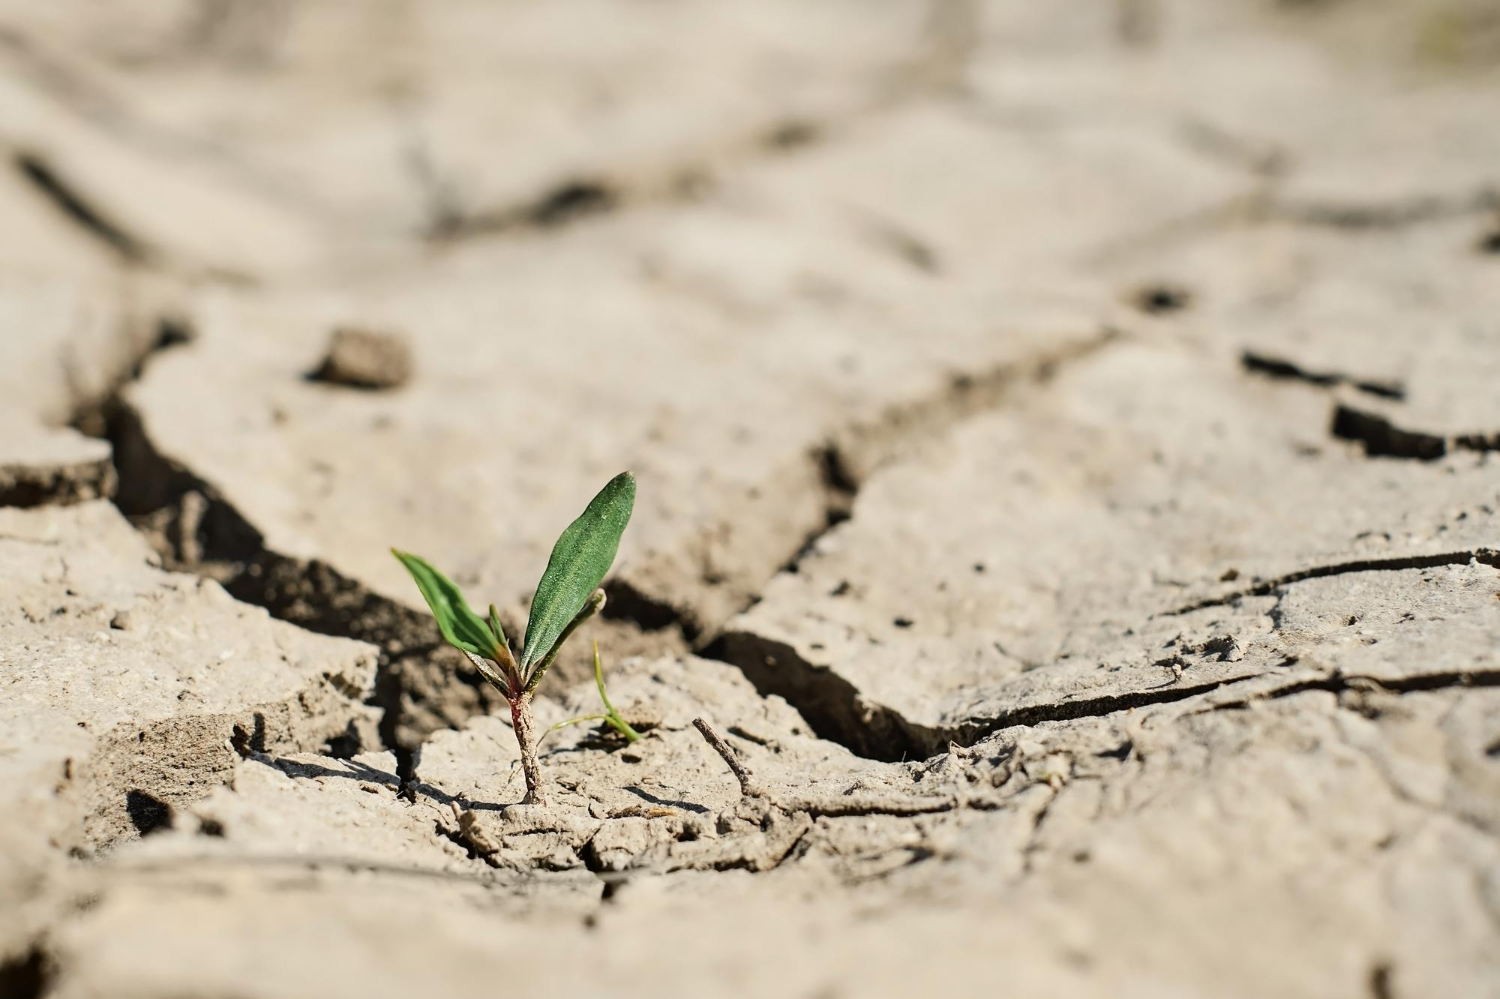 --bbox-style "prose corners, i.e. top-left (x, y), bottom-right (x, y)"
top-left (488, 604), bottom-right (510, 656)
